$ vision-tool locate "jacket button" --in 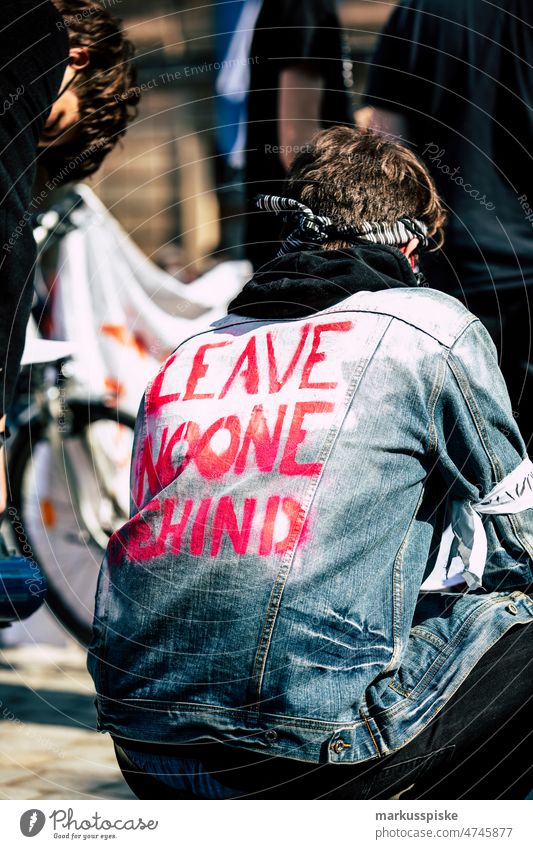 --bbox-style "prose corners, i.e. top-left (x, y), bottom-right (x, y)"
top-left (265, 730), bottom-right (278, 742)
top-left (331, 739), bottom-right (347, 754)
top-left (506, 603), bottom-right (518, 615)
